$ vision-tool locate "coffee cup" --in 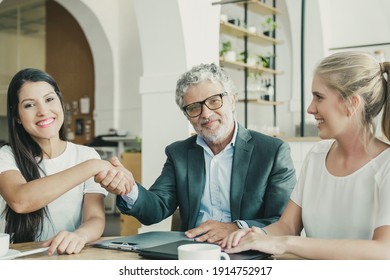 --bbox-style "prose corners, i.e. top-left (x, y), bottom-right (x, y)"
top-left (0, 233), bottom-right (10, 257)
top-left (178, 243), bottom-right (230, 260)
